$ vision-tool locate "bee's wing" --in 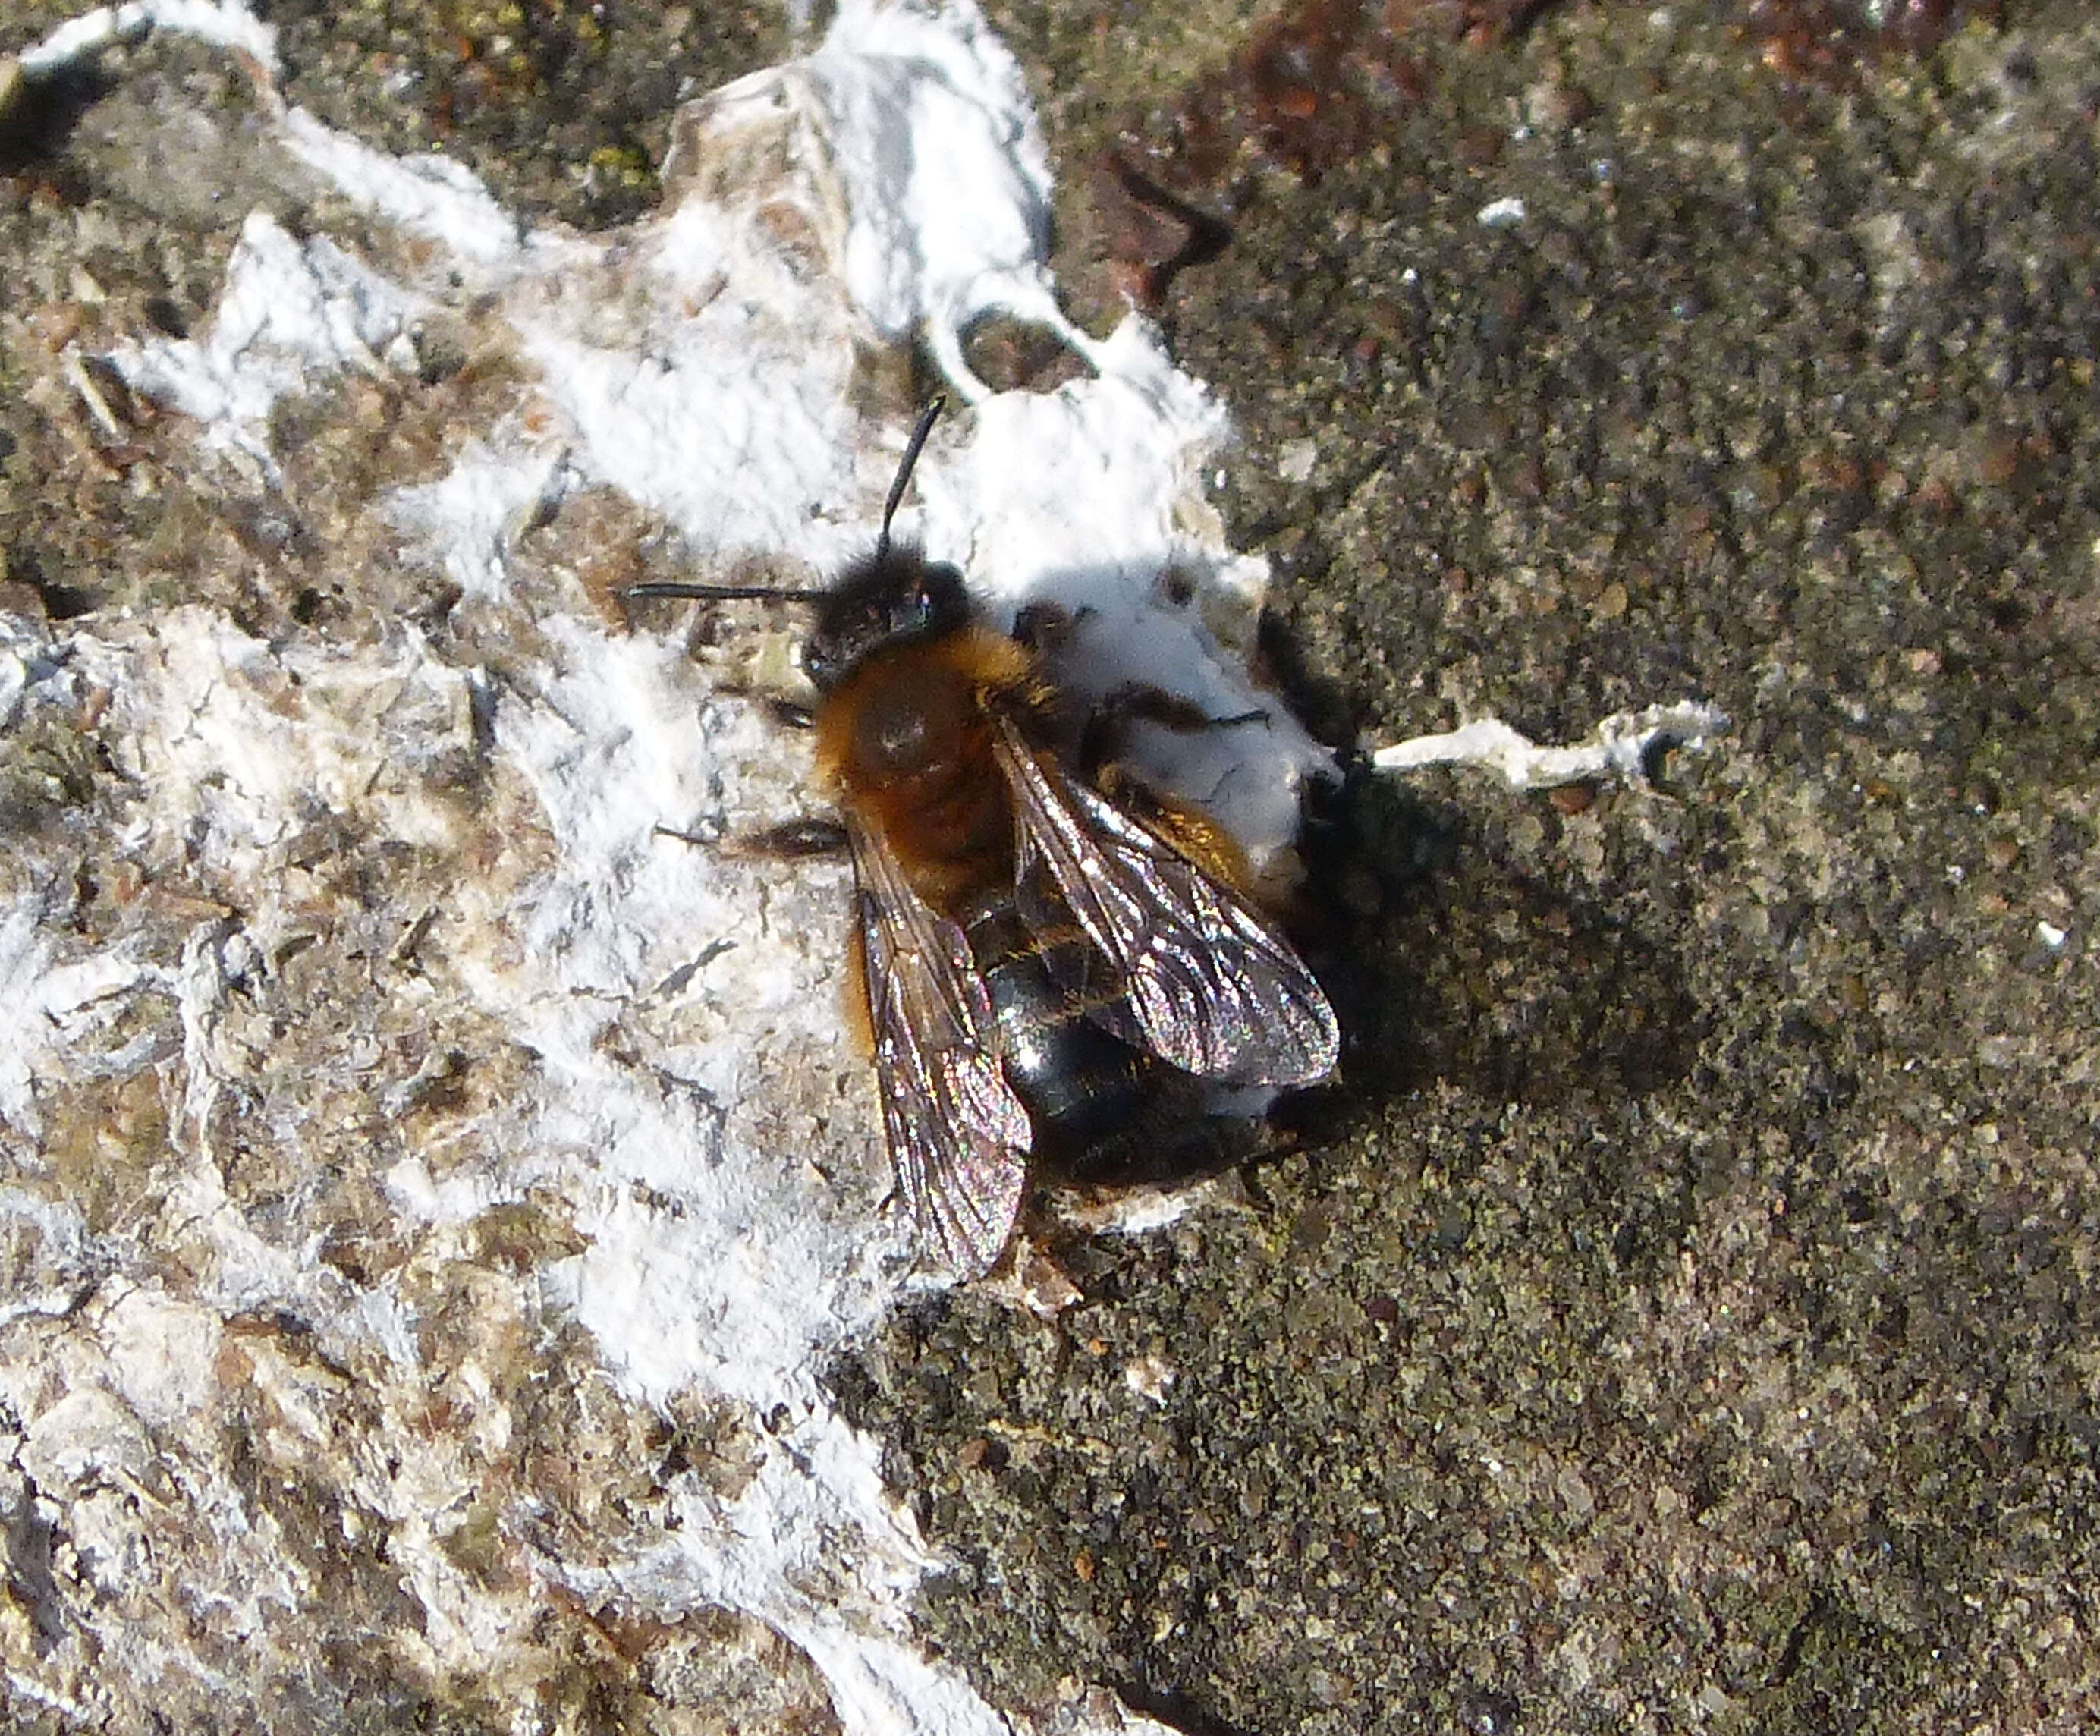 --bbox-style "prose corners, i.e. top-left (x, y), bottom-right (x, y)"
top-left (994, 715), bottom-right (1338, 1088)
top-left (847, 812), bottom-right (1030, 1278)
